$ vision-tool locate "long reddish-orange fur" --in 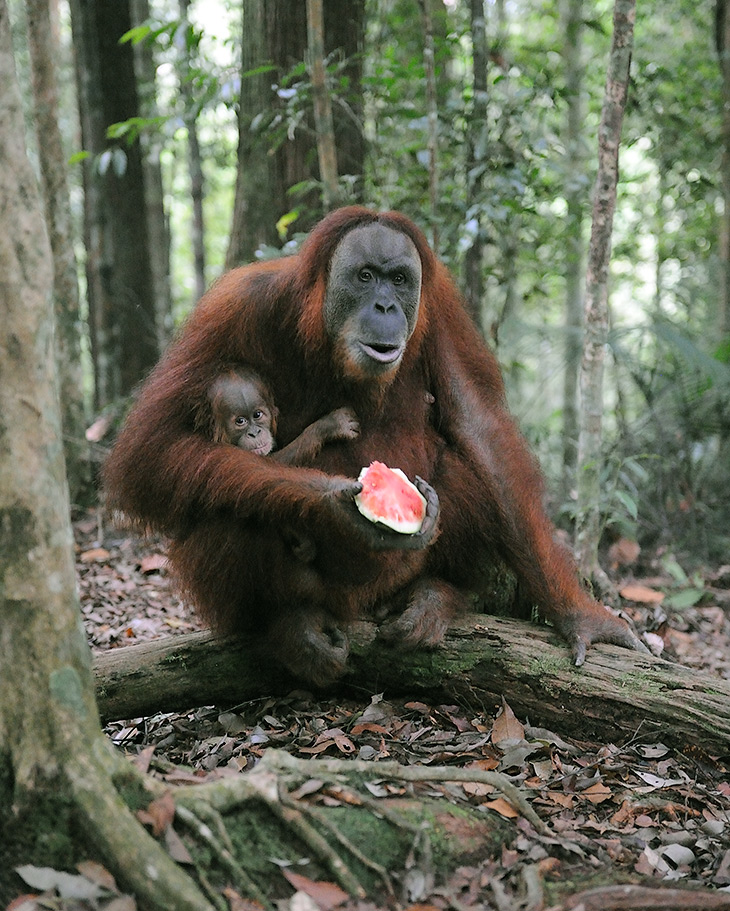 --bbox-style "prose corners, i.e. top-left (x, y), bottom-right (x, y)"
top-left (104, 206), bottom-right (634, 676)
